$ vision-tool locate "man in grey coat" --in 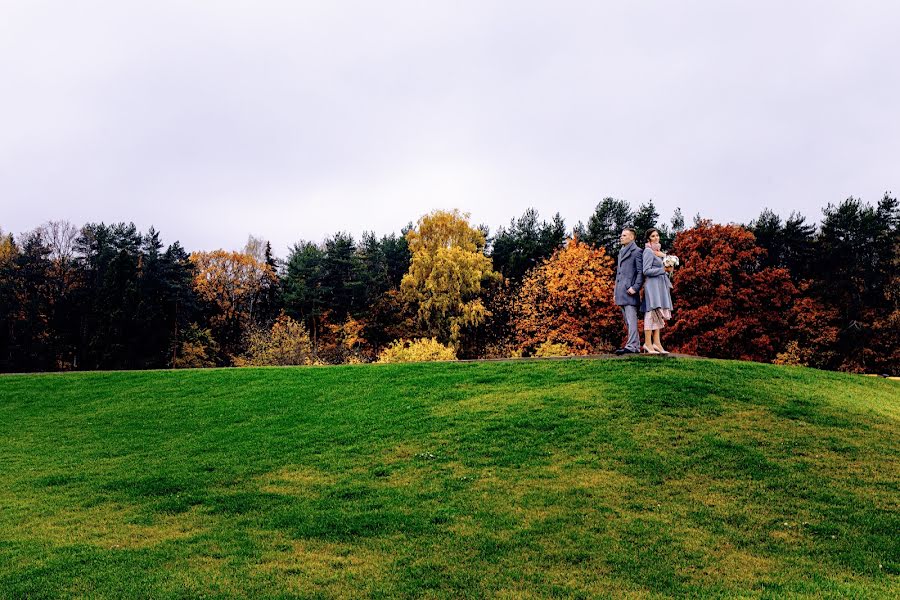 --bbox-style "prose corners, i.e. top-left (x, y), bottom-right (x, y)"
top-left (614, 228), bottom-right (644, 355)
